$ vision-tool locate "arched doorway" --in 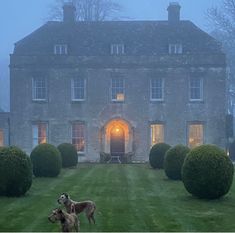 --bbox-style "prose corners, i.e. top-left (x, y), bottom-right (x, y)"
top-left (110, 126), bottom-right (125, 158)
top-left (101, 118), bottom-right (133, 162)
